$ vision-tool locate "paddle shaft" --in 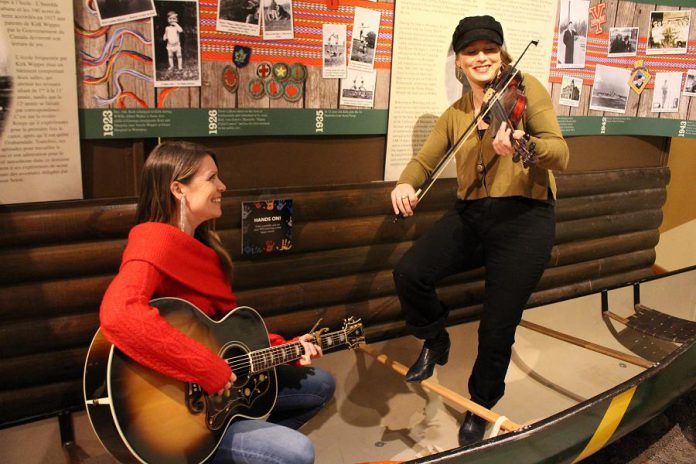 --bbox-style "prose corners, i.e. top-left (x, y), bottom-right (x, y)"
top-left (357, 345), bottom-right (521, 432)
